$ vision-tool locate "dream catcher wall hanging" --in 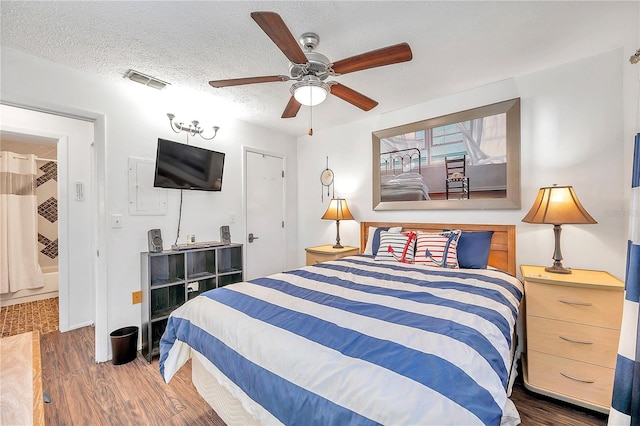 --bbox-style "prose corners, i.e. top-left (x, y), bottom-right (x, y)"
top-left (320, 157), bottom-right (334, 202)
